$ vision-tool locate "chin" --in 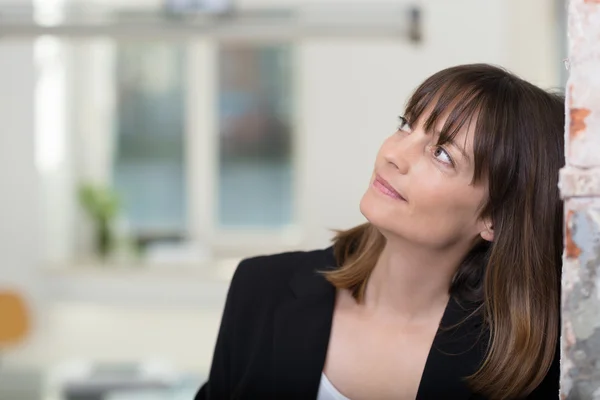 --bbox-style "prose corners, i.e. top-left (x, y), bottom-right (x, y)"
top-left (360, 186), bottom-right (415, 243)
top-left (359, 187), bottom-right (395, 230)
